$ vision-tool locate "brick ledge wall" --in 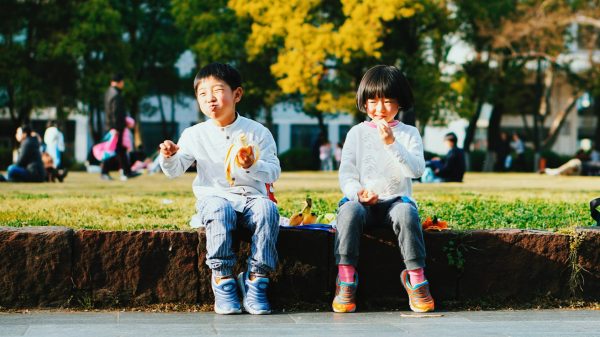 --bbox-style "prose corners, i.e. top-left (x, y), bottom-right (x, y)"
top-left (0, 226), bottom-right (598, 309)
